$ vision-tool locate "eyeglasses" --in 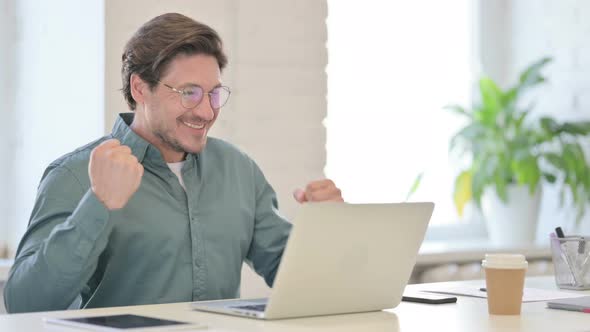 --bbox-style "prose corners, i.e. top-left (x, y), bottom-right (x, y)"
top-left (159, 81), bottom-right (231, 110)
